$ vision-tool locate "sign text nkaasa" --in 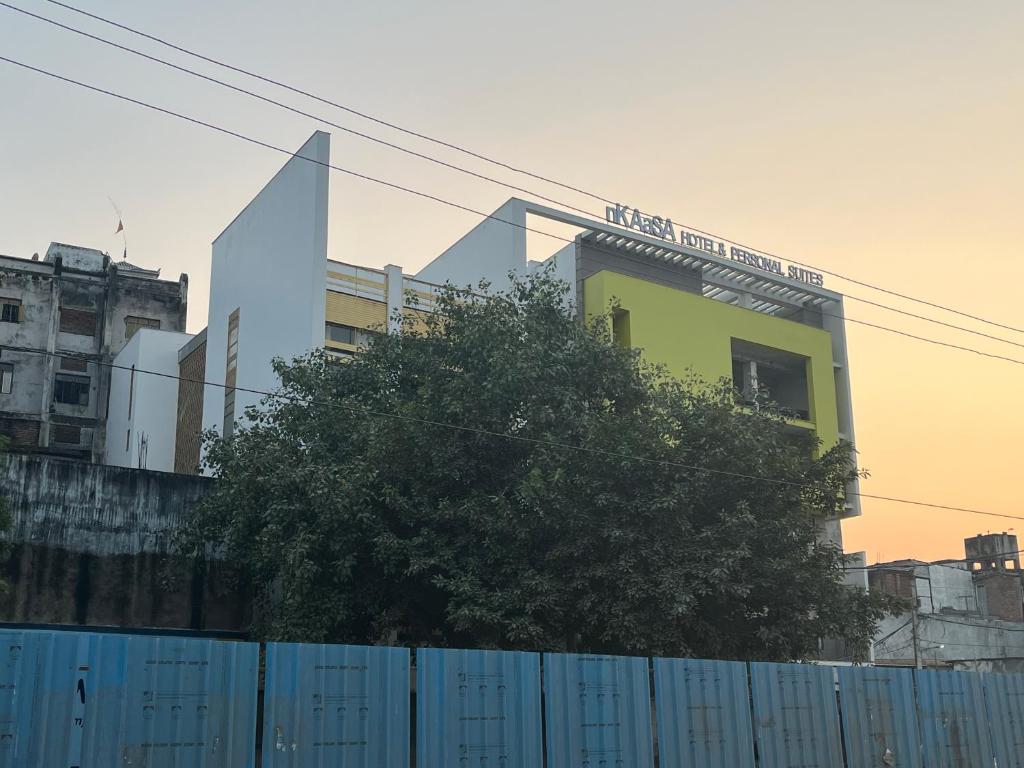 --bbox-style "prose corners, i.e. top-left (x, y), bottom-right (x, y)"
top-left (605, 204), bottom-right (823, 287)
